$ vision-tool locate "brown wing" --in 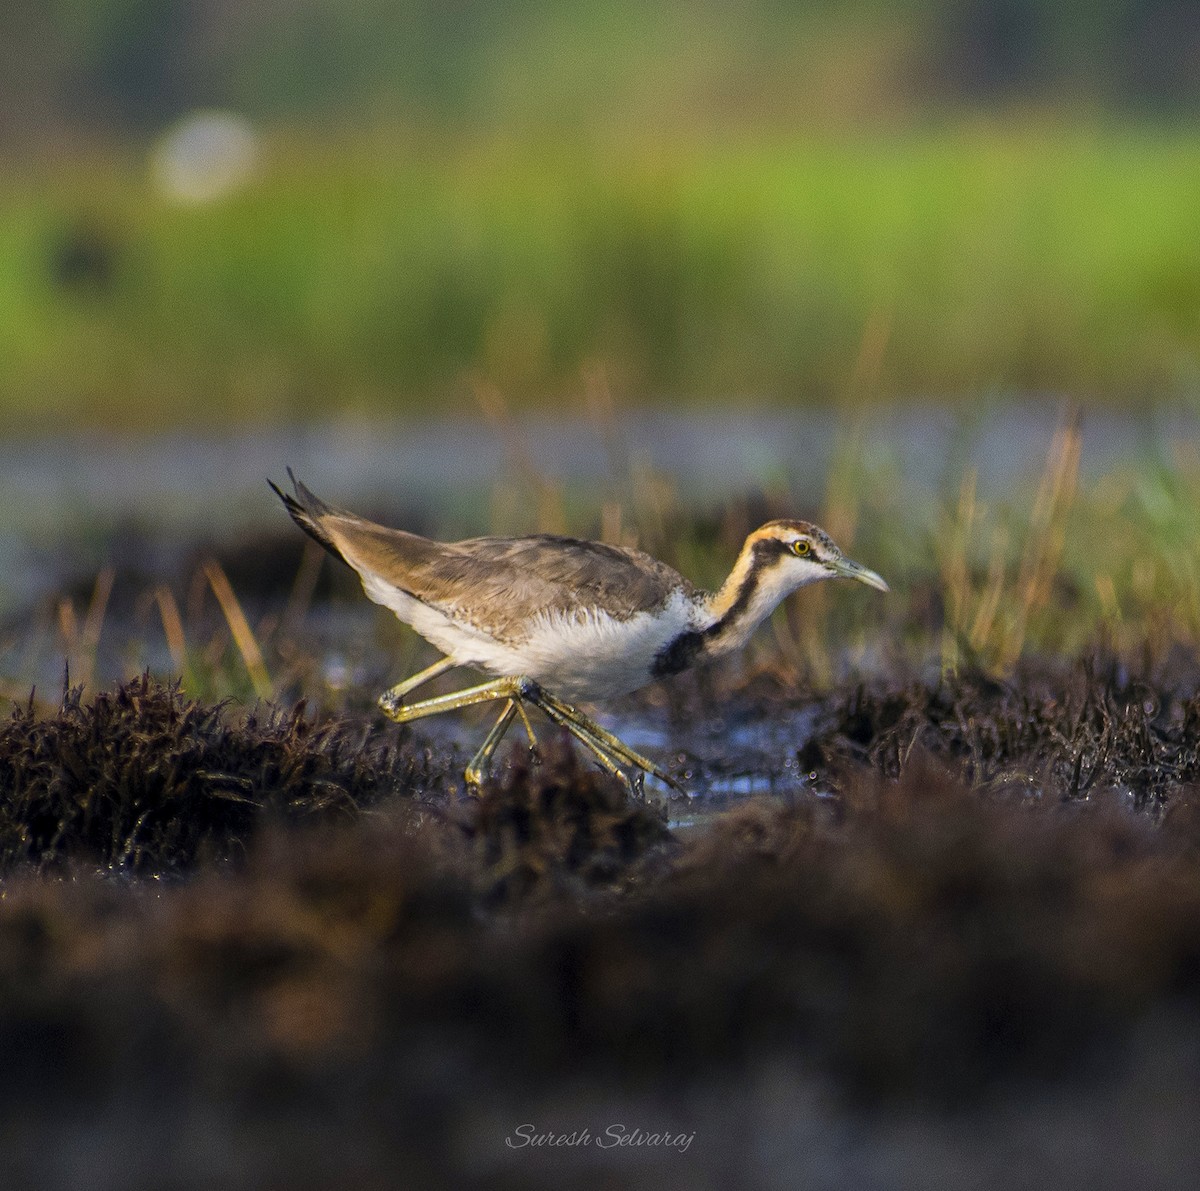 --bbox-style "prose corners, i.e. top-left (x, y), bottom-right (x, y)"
top-left (439, 533), bottom-right (690, 621)
top-left (337, 523), bottom-right (690, 635)
top-left (272, 472), bottom-right (691, 637)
